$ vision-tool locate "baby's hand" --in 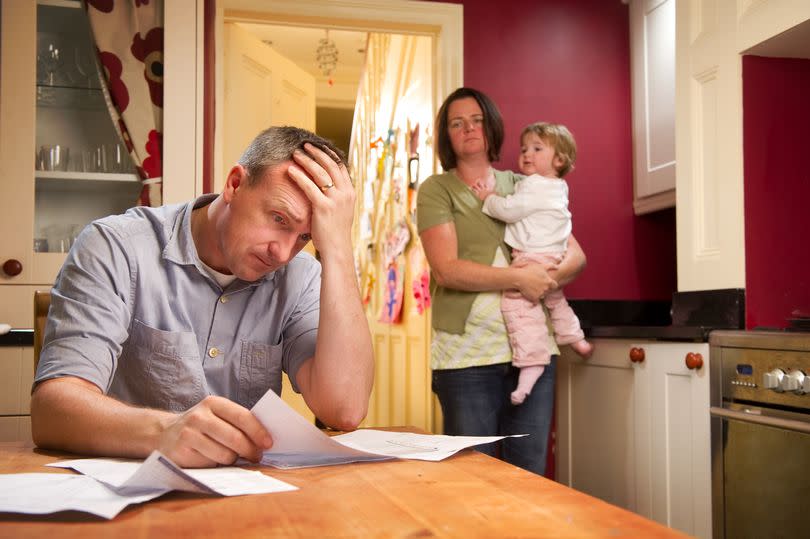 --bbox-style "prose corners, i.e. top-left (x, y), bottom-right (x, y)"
top-left (471, 182), bottom-right (495, 201)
